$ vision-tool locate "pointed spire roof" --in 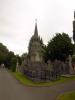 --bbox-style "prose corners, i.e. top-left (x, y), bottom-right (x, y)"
top-left (74, 11), bottom-right (75, 19)
top-left (34, 19), bottom-right (38, 37)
